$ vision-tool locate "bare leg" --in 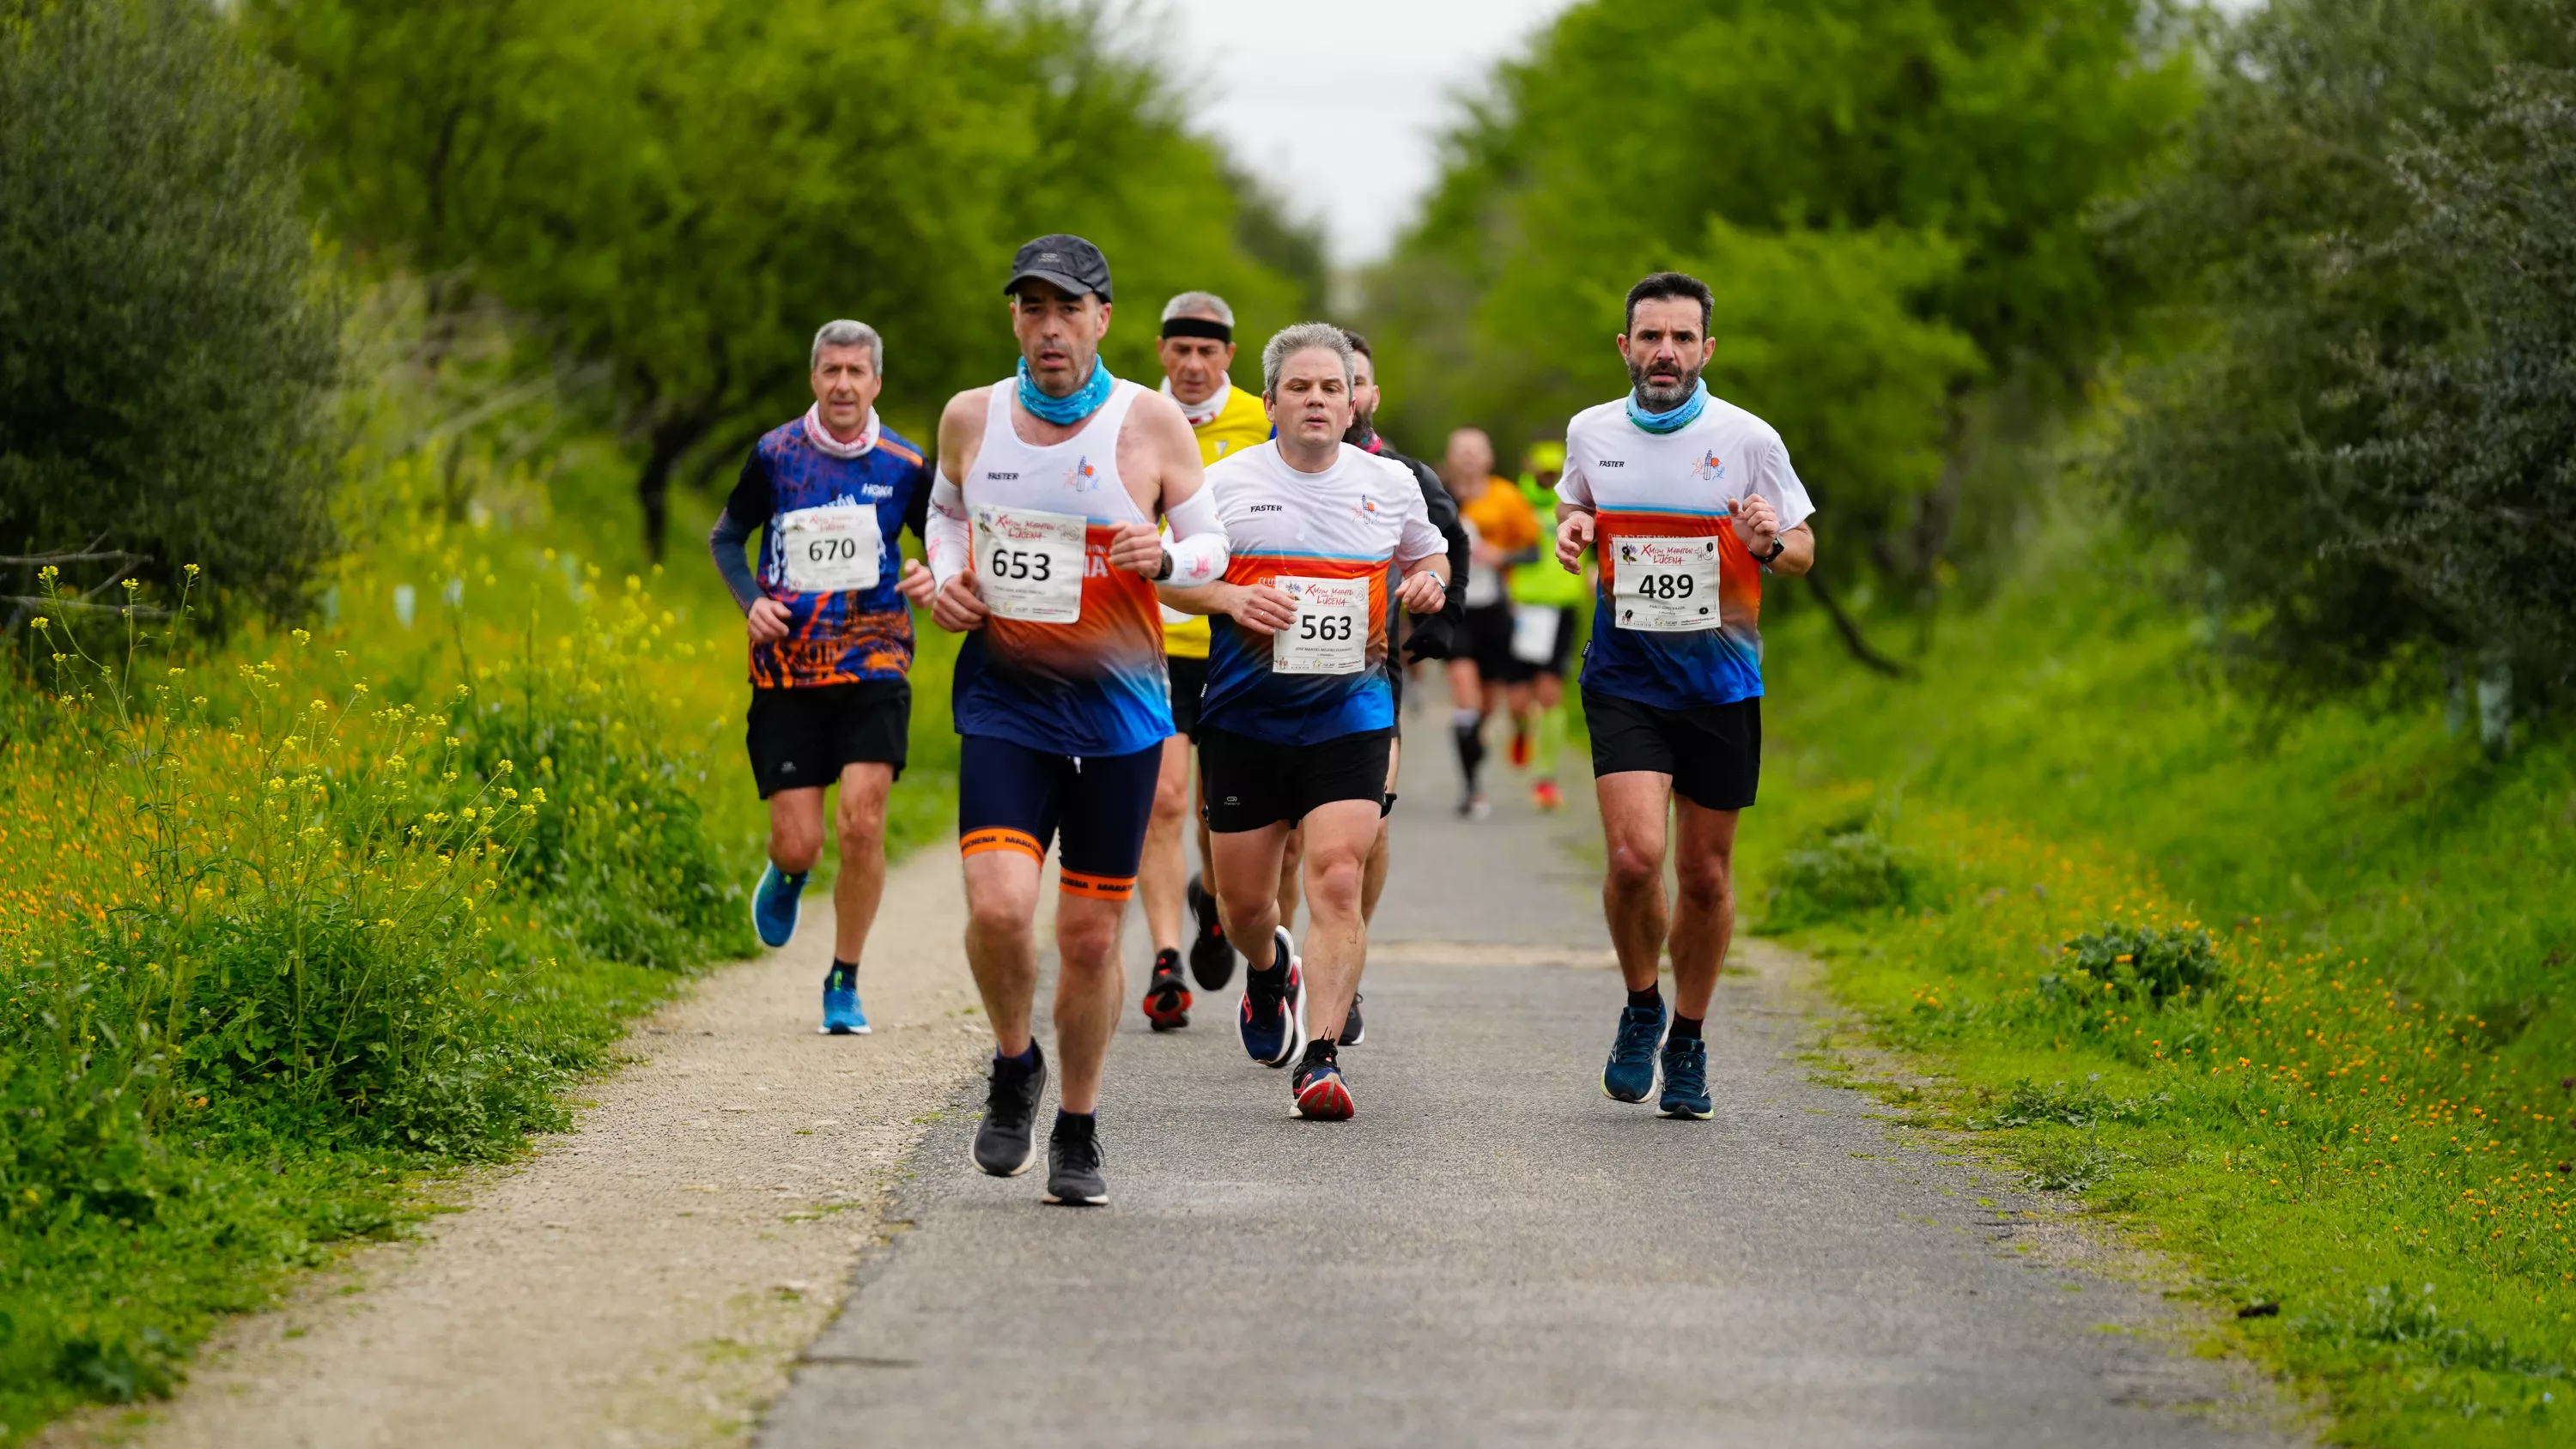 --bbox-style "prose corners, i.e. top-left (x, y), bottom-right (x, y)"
top-left (1668, 799), bottom-right (1741, 1020)
top-left (1139, 736), bottom-right (1194, 955)
top-left (1050, 891), bottom-right (1129, 1113)
top-left (1292, 798), bottom-right (1382, 1042)
top-left (829, 763), bottom-right (893, 961)
top-left (962, 850), bottom-right (1042, 1054)
top-left (1593, 770), bottom-right (1674, 993)
top-left (1361, 737), bottom-right (1399, 924)
top-left (766, 786), bottom-right (827, 876)
top-left (1211, 822), bottom-right (1293, 976)
top-left (1274, 825), bottom-right (1305, 937)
